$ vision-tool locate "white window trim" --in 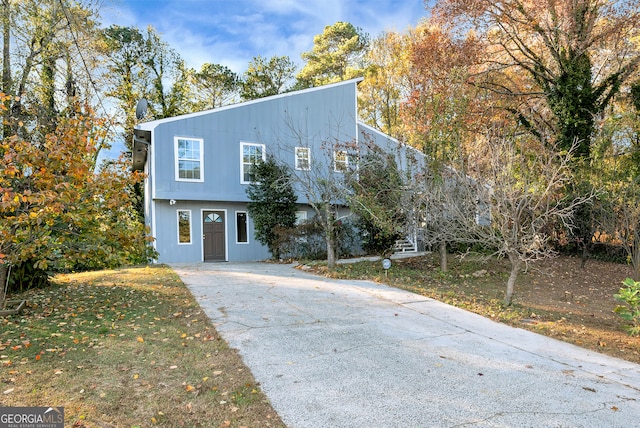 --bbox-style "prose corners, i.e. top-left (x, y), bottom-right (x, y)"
top-left (240, 142), bottom-right (266, 184)
top-left (174, 136), bottom-right (204, 182)
top-left (333, 149), bottom-right (348, 173)
top-left (295, 210), bottom-right (308, 225)
top-left (235, 211), bottom-right (249, 244)
top-left (295, 147), bottom-right (311, 171)
top-left (177, 209), bottom-right (192, 245)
